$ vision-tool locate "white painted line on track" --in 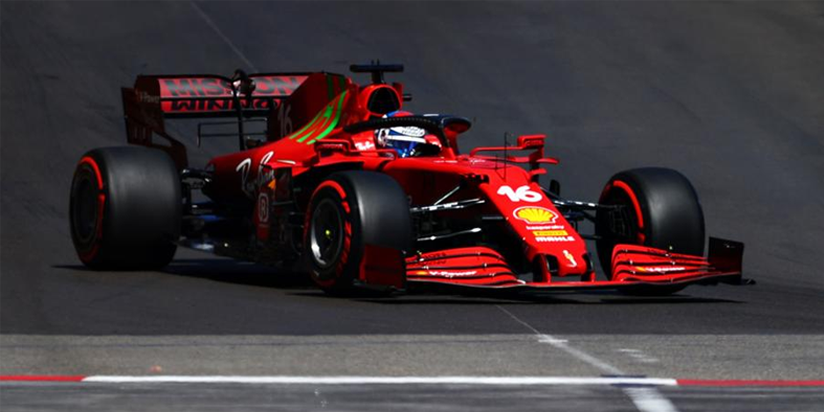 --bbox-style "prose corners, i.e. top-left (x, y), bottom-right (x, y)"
top-left (496, 306), bottom-right (679, 412)
top-left (5, 376), bottom-right (824, 386)
top-left (81, 376), bottom-right (679, 385)
top-left (618, 348), bottom-right (661, 364)
top-left (496, 306), bottom-right (625, 374)
top-left (189, 1), bottom-right (258, 72)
